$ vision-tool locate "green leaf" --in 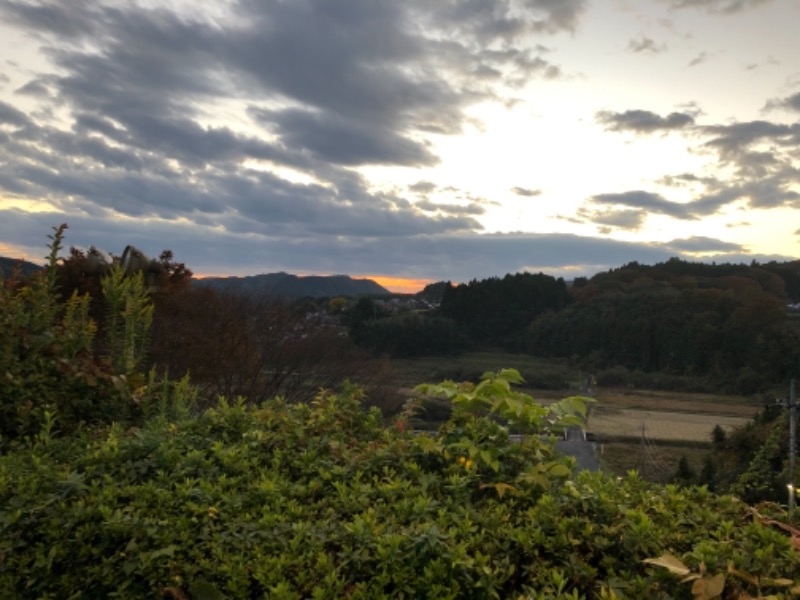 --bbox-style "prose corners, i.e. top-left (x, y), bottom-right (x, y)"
top-left (189, 580), bottom-right (226, 600)
top-left (496, 369), bottom-right (525, 385)
top-left (480, 482), bottom-right (517, 498)
top-left (149, 544), bottom-right (178, 560)
top-left (547, 463), bottom-right (572, 478)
